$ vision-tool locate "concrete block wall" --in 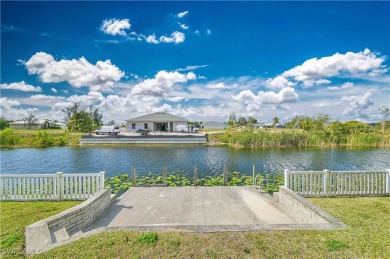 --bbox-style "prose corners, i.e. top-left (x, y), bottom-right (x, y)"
top-left (47, 188), bottom-right (111, 234)
top-left (26, 189), bottom-right (112, 254)
top-left (275, 186), bottom-right (329, 224)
